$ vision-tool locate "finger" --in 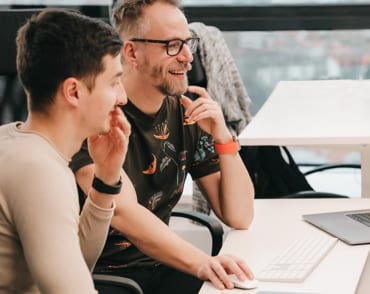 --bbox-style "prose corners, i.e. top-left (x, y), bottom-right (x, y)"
top-left (202, 263), bottom-right (228, 290)
top-left (180, 96), bottom-right (197, 120)
top-left (188, 101), bottom-right (219, 120)
top-left (237, 258), bottom-right (255, 280)
top-left (87, 134), bottom-right (102, 145)
top-left (187, 85), bottom-right (209, 98)
top-left (222, 255), bottom-right (254, 281)
top-left (180, 95), bottom-right (193, 109)
top-left (209, 258), bottom-right (234, 289)
top-left (207, 270), bottom-right (227, 290)
top-left (181, 97), bottom-right (212, 118)
top-left (118, 113), bottom-right (131, 137)
top-left (112, 108), bottom-right (131, 137)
